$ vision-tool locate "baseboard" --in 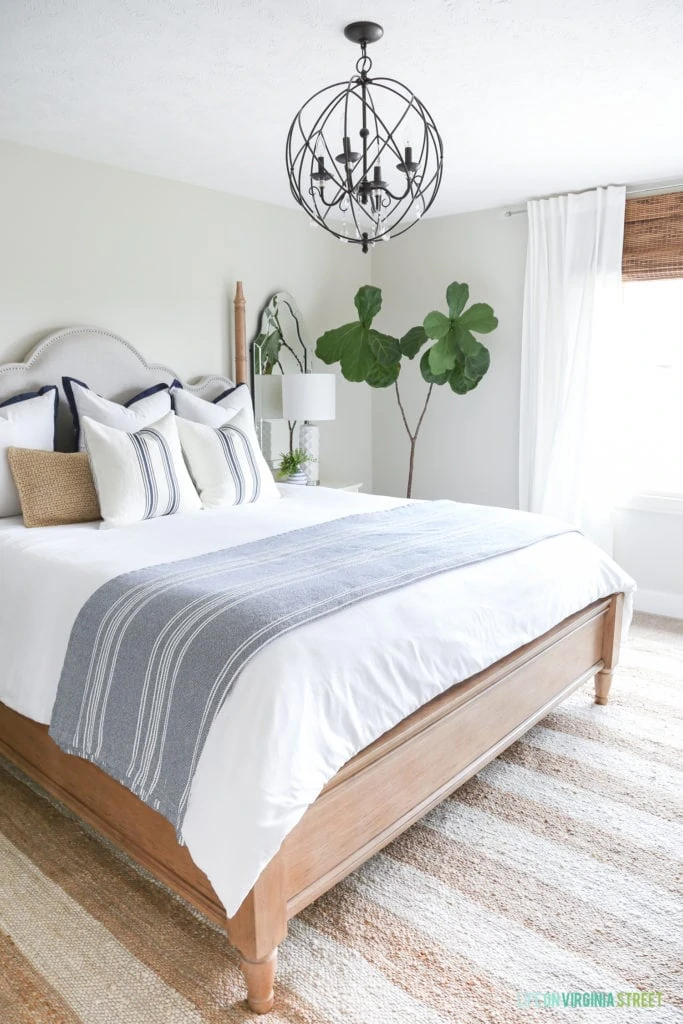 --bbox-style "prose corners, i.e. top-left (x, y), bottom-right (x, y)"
top-left (633, 588), bottom-right (683, 620)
